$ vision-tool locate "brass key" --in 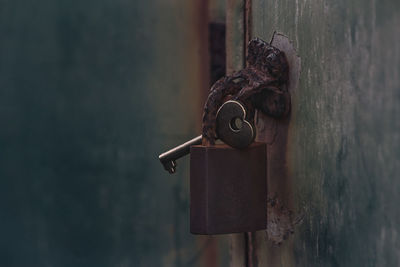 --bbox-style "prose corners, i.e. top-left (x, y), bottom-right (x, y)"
top-left (158, 100), bottom-right (255, 174)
